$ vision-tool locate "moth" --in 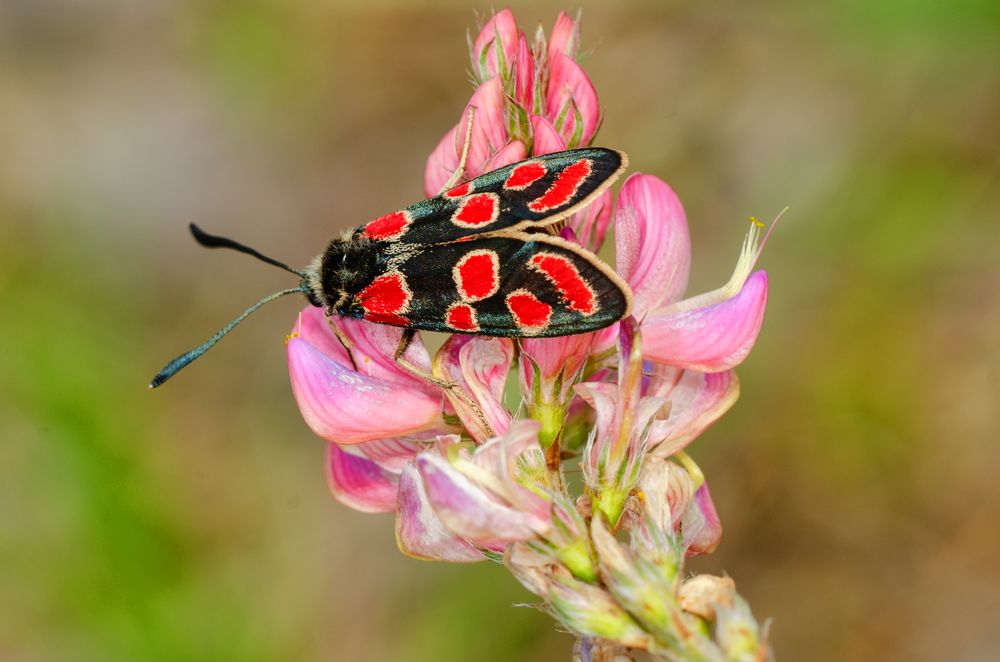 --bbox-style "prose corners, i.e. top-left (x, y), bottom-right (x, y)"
top-left (151, 147), bottom-right (632, 388)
